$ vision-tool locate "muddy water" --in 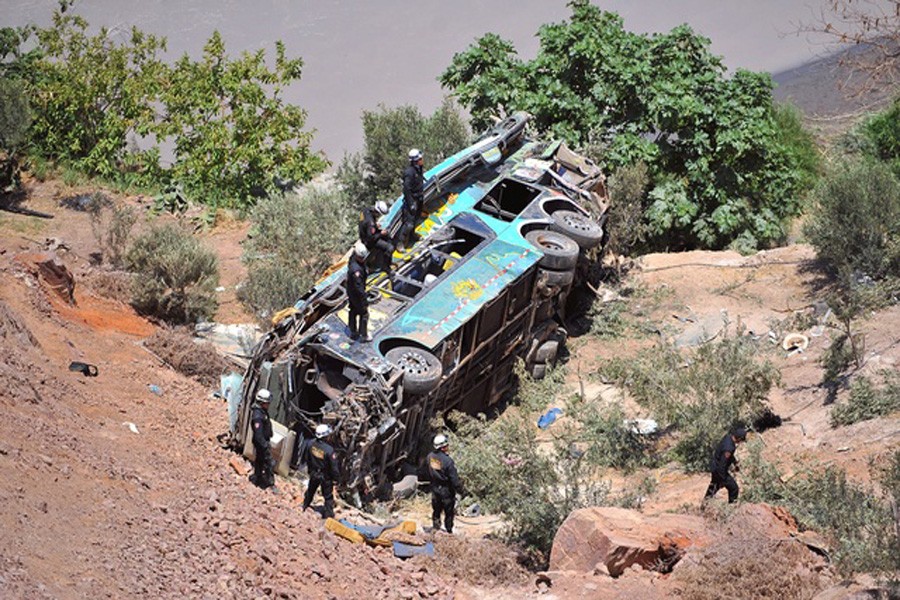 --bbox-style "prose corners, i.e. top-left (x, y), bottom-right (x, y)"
top-left (3, 1), bottom-right (824, 161)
